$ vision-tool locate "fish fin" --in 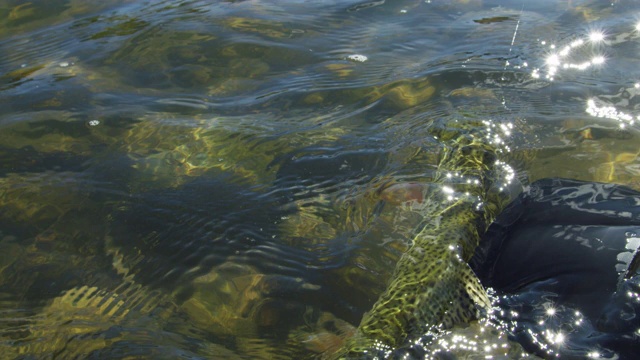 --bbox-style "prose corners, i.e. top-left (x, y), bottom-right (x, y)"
top-left (442, 263), bottom-right (491, 329)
